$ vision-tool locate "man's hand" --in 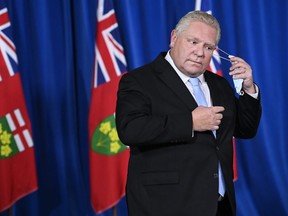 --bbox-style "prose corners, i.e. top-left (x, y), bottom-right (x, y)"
top-left (192, 106), bottom-right (225, 131)
top-left (229, 56), bottom-right (256, 94)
